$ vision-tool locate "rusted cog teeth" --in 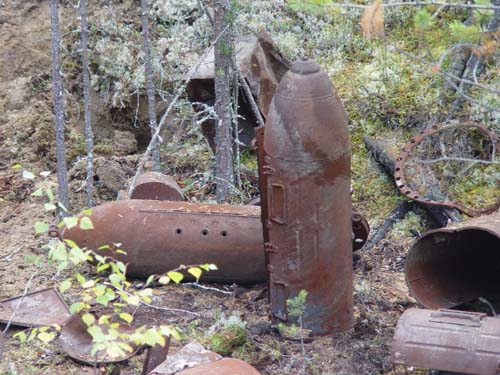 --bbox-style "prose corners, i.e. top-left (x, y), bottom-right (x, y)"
top-left (394, 121), bottom-right (500, 217)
